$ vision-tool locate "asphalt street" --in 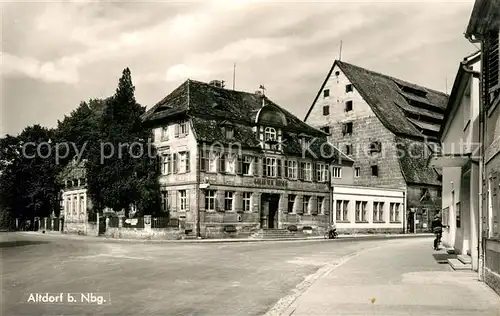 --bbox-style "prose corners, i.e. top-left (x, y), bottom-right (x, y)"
top-left (2, 232), bottom-right (383, 316)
